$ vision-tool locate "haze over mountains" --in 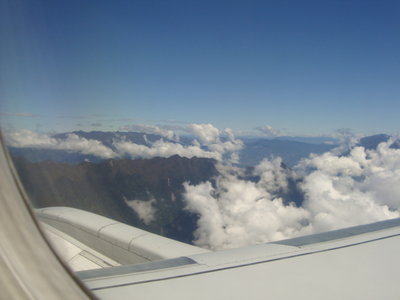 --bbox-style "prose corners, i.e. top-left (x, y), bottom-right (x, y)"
top-left (7, 127), bottom-right (400, 249)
